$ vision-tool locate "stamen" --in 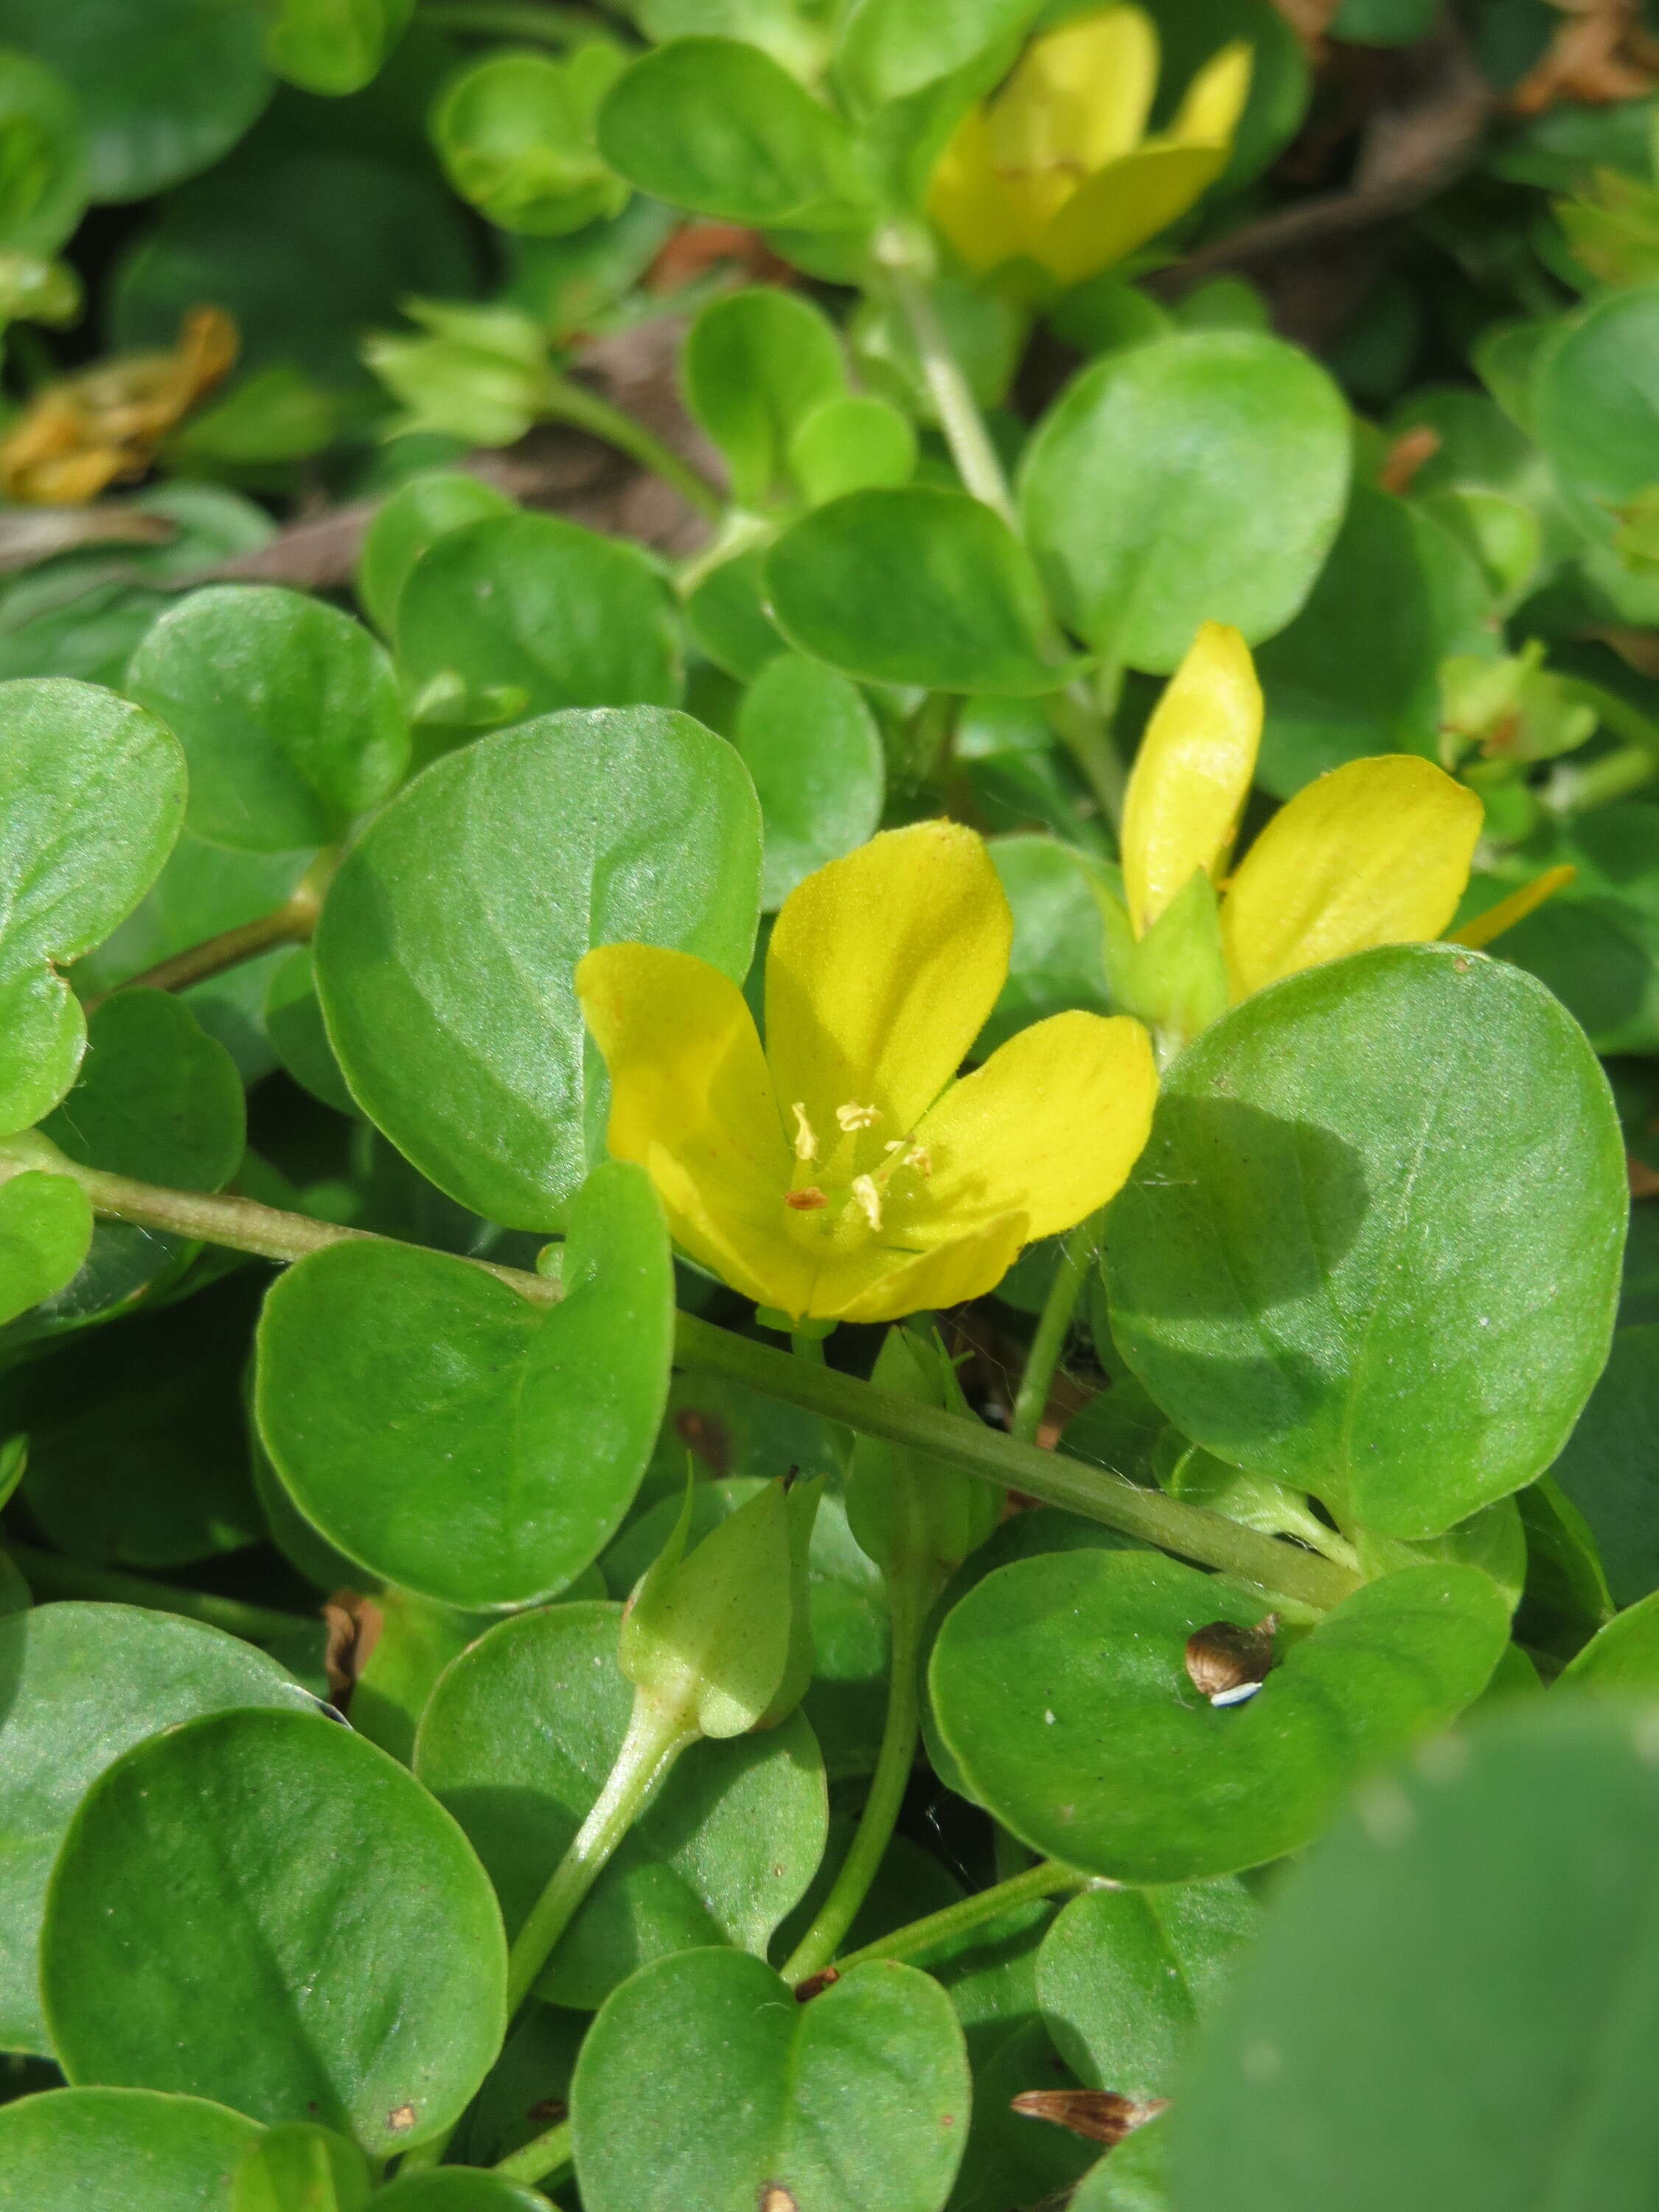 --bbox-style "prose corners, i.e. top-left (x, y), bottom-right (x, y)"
top-left (905, 1145), bottom-right (933, 1178)
top-left (785, 1186), bottom-right (827, 1211)
top-left (883, 1139), bottom-right (903, 1154)
top-left (790, 1102), bottom-right (817, 1163)
top-left (851, 1175), bottom-right (883, 1231)
top-left (836, 1101), bottom-right (880, 1133)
